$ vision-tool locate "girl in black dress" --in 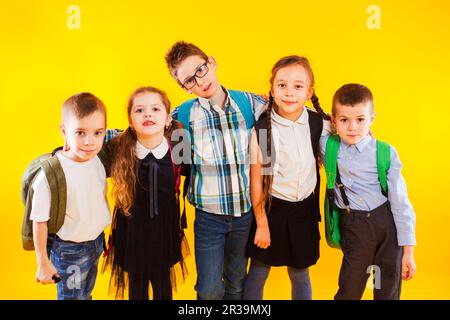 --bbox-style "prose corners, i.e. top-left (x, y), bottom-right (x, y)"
top-left (103, 86), bottom-right (189, 300)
